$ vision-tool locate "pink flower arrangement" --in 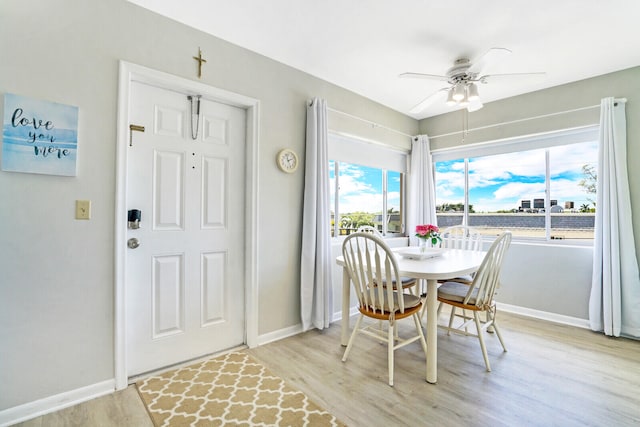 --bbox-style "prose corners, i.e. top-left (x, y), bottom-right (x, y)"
top-left (415, 224), bottom-right (442, 246)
